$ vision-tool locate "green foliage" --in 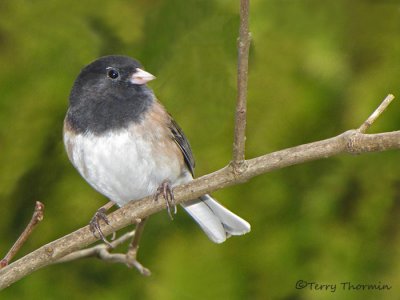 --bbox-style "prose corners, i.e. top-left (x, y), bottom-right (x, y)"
top-left (1, 0), bottom-right (399, 299)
